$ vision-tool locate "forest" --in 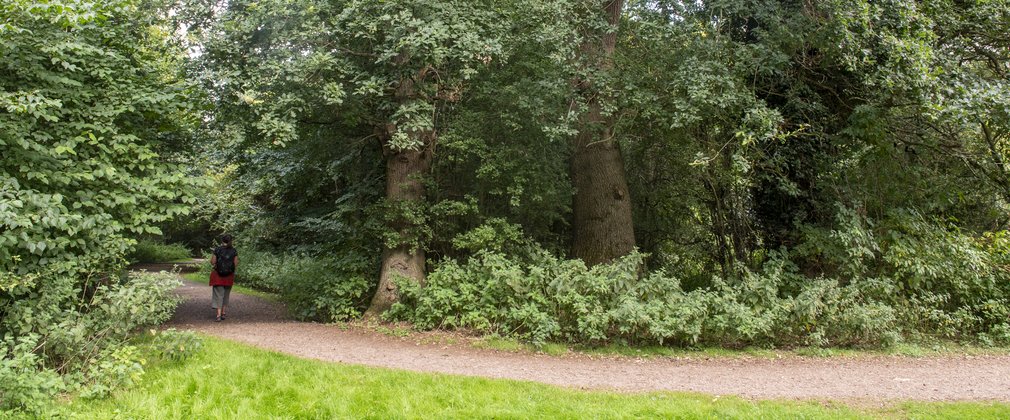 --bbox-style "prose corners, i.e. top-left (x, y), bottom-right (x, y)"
top-left (2, 0), bottom-right (1010, 414)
